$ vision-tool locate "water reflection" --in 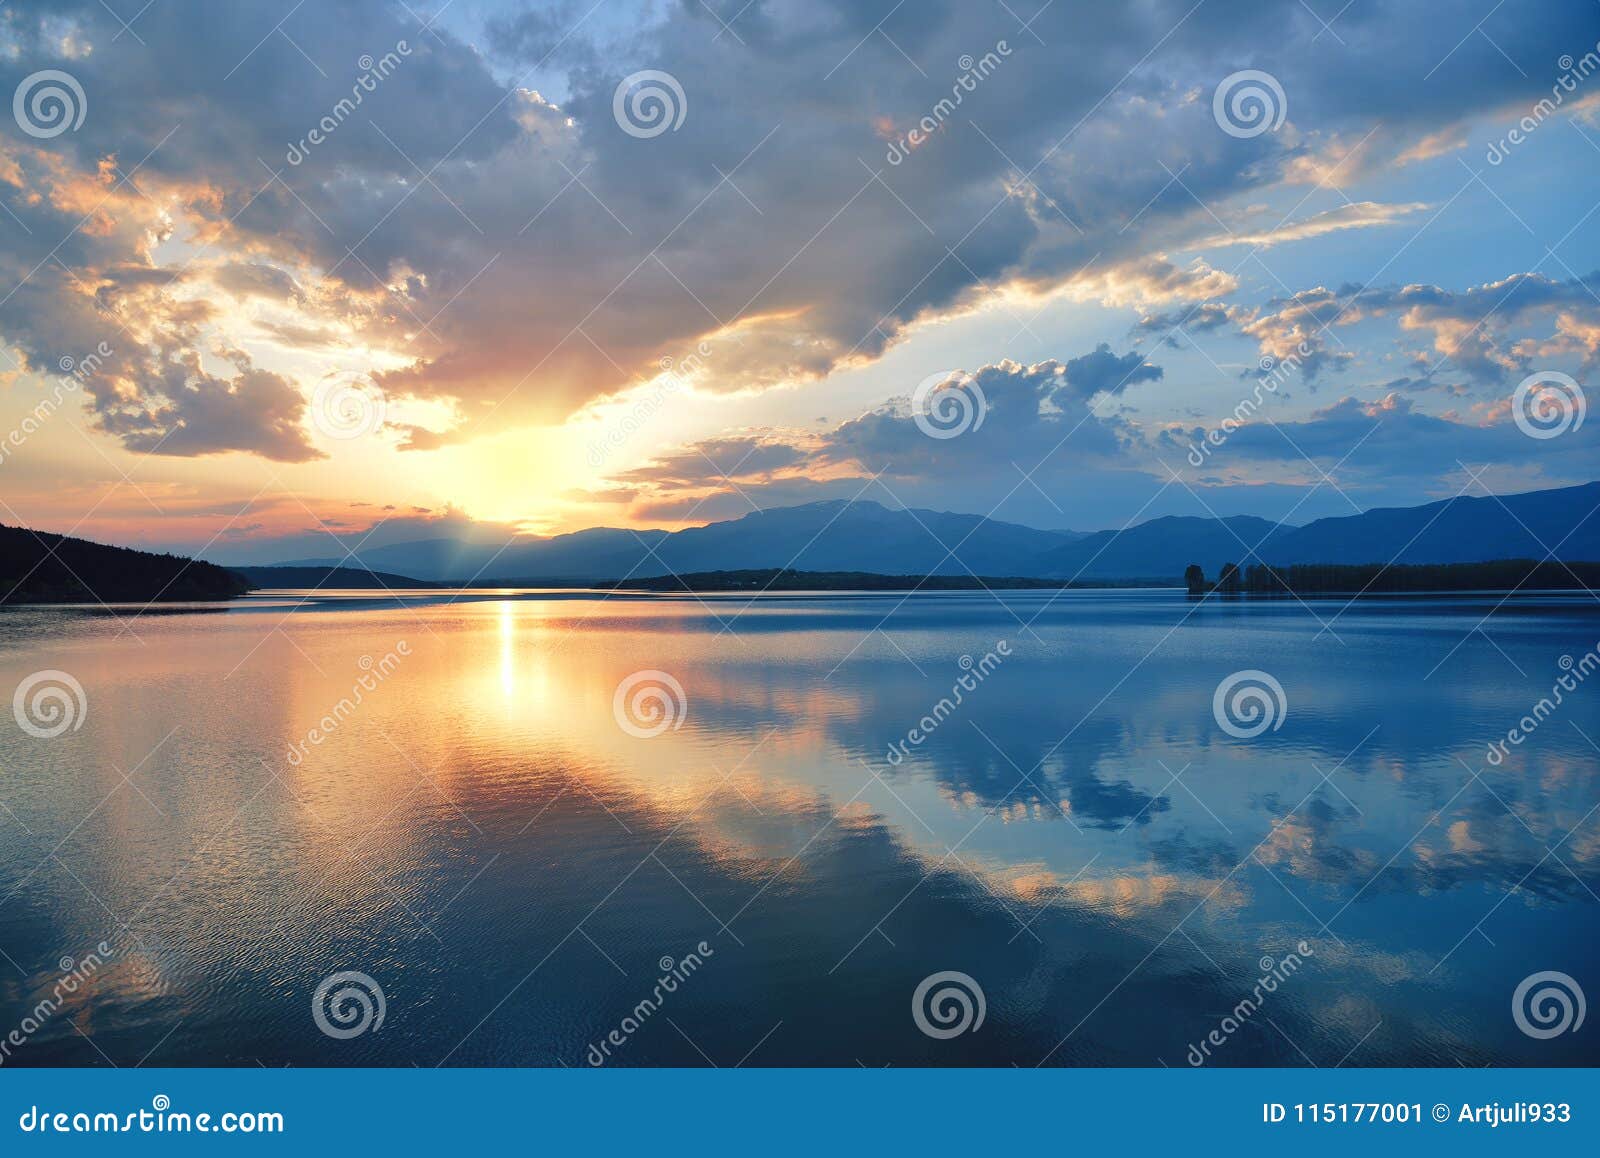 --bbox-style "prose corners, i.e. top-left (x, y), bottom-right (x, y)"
top-left (0, 590), bottom-right (1596, 1066)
